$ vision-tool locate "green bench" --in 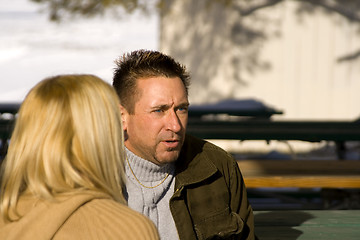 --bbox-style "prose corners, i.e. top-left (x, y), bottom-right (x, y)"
top-left (187, 119), bottom-right (360, 159)
top-left (255, 209), bottom-right (360, 240)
